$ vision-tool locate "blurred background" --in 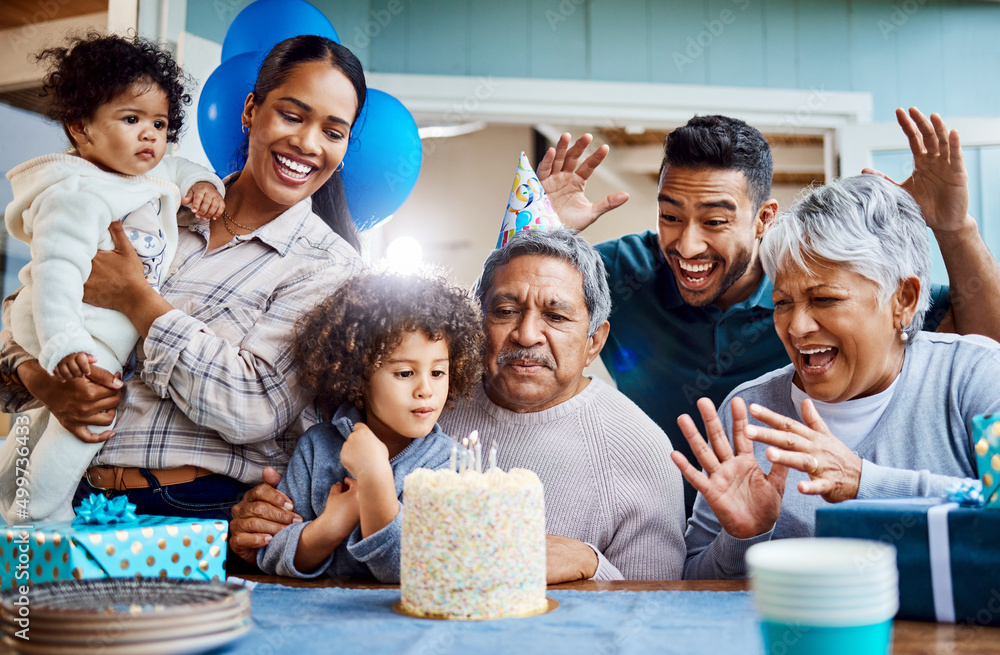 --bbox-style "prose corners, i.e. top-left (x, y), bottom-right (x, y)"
top-left (1, 0), bottom-right (1000, 421)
